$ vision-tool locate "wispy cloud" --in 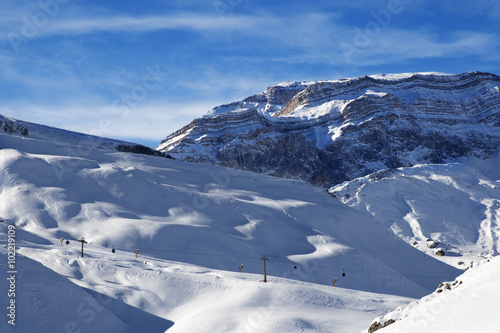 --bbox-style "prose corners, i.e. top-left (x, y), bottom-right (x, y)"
top-left (3, 8), bottom-right (496, 67)
top-left (24, 14), bottom-right (259, 37)
top-left (333, 25), bottom-right (500, 68)
top-left (382, 30), bottom-right (498, 60)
